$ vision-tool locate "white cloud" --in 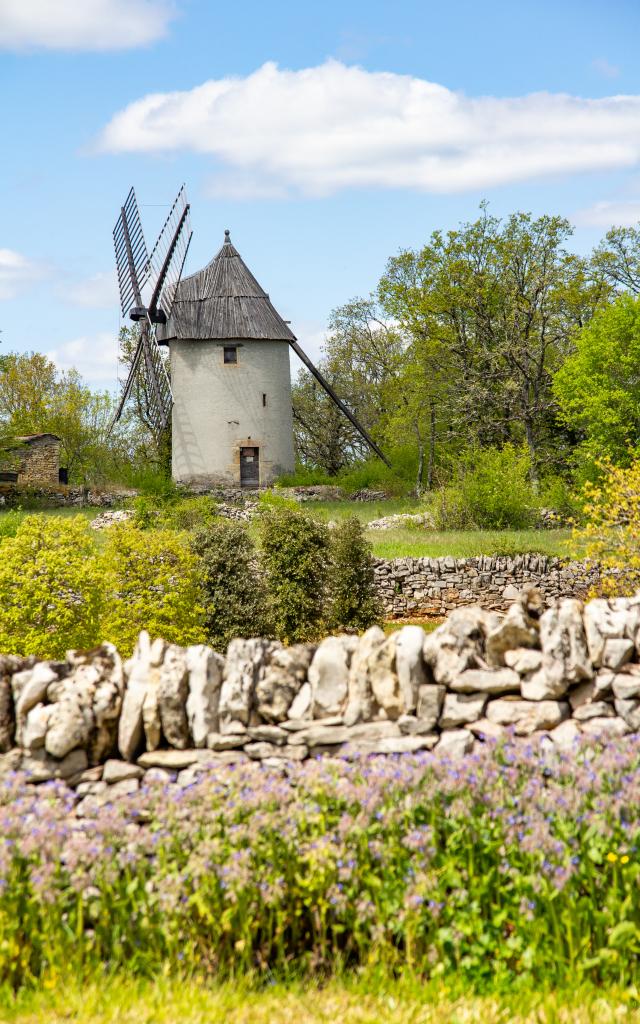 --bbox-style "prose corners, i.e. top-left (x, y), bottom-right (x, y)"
top-left (47, 333), bottom-right (119, 387)
top-left (592, 57), bottom-right (620, 80)
top-left (62, 270), bottom-right (118, 308)
top-left (0, 0), bottom-right (175, 51)
top-left (0, 248), bottom-right (43, 299)
top-left (574, 199), bottom-right (640, 227)
top-left (98, 60), bottom-right (640, 196)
